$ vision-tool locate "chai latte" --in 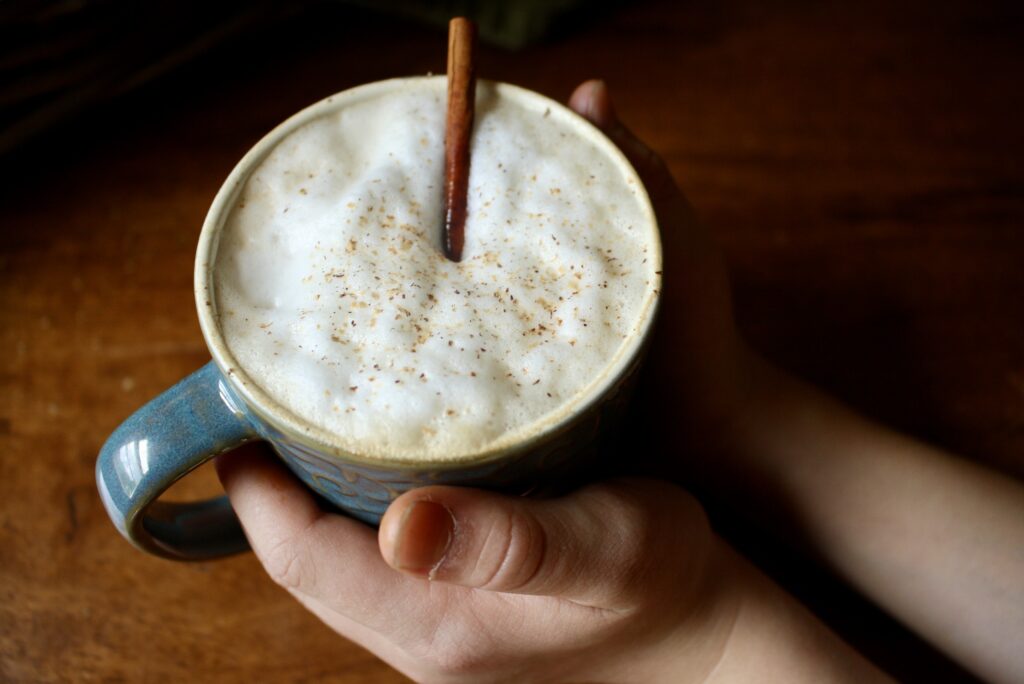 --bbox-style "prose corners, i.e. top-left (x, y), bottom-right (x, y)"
top-left (208, 77), bottom-right (660, 461)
